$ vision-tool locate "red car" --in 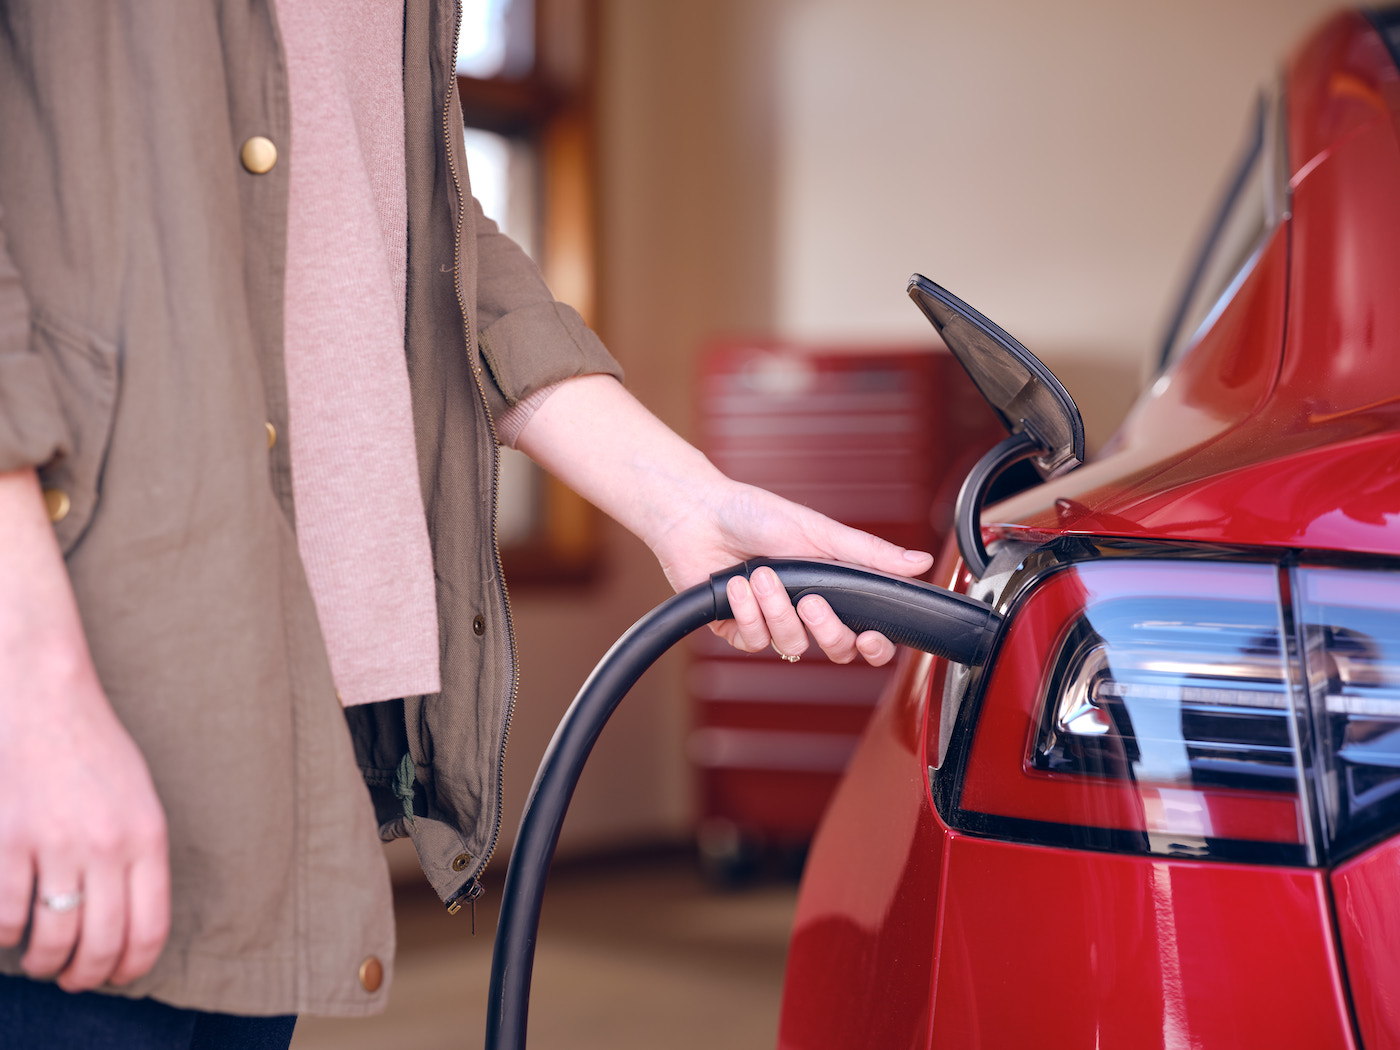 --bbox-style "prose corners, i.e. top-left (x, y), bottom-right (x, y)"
top-left (781, 9), bottom-right (1400, 1049)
